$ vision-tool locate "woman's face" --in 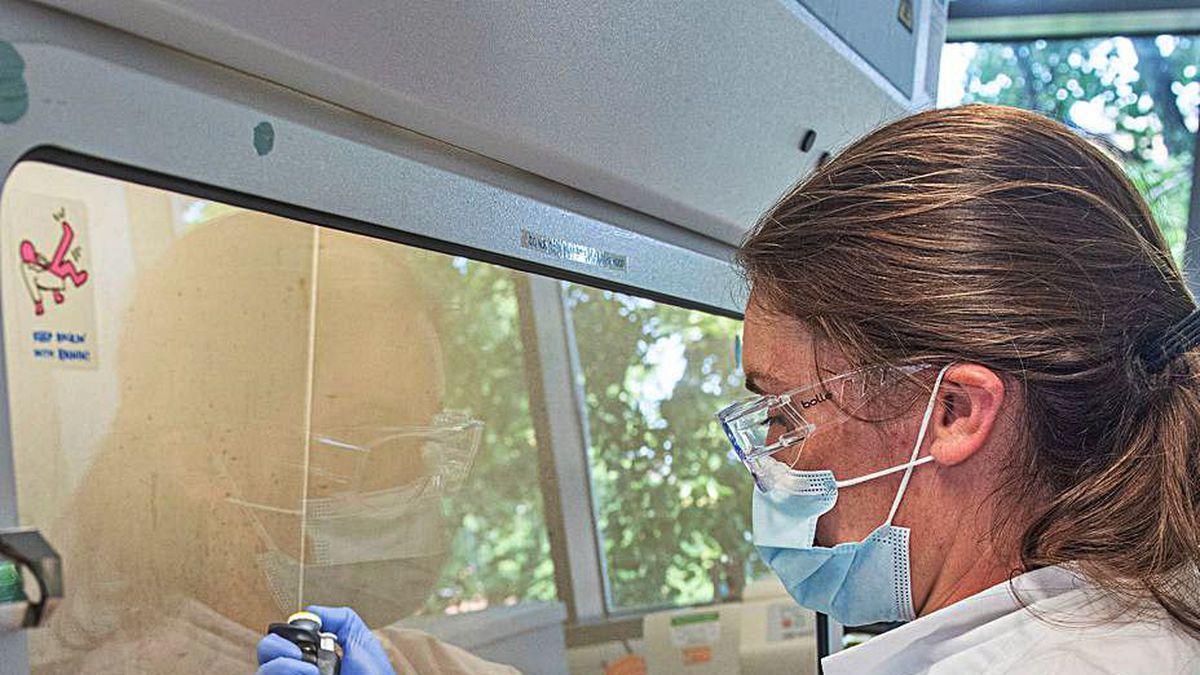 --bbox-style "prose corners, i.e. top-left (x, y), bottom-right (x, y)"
top-left (740, 295), bottom-right (936, 546)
